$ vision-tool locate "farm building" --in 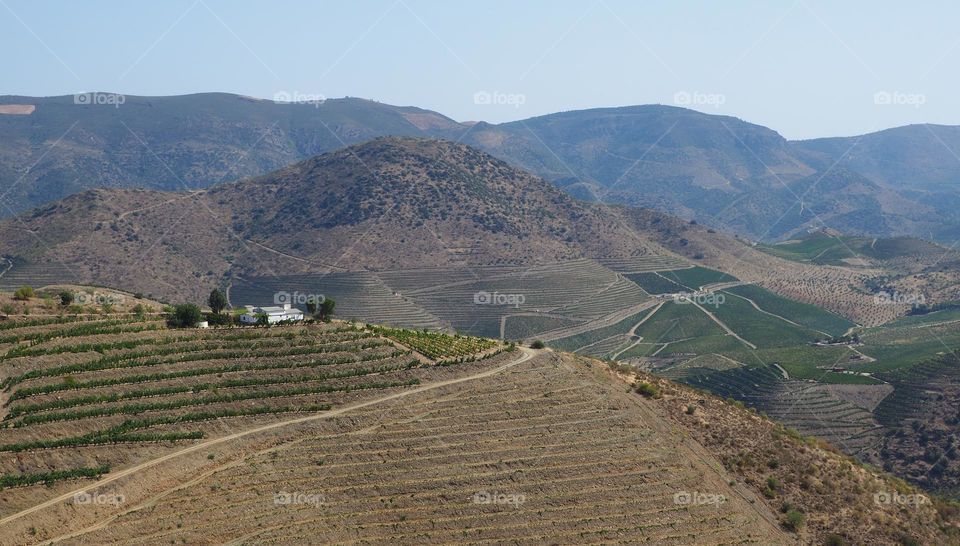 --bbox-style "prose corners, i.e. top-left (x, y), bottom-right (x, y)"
top-left (240, 303), bottom-right (304, 324)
